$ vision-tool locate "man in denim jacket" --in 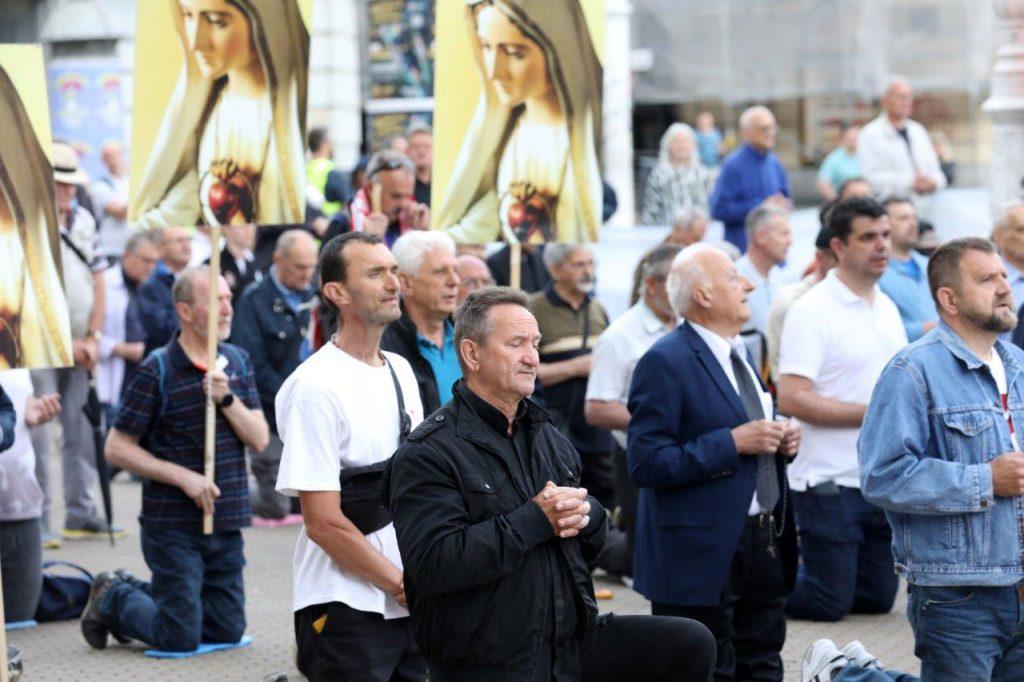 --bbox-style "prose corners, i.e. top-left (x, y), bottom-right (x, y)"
top-left (860, 237), bottom-right (1024, 680)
